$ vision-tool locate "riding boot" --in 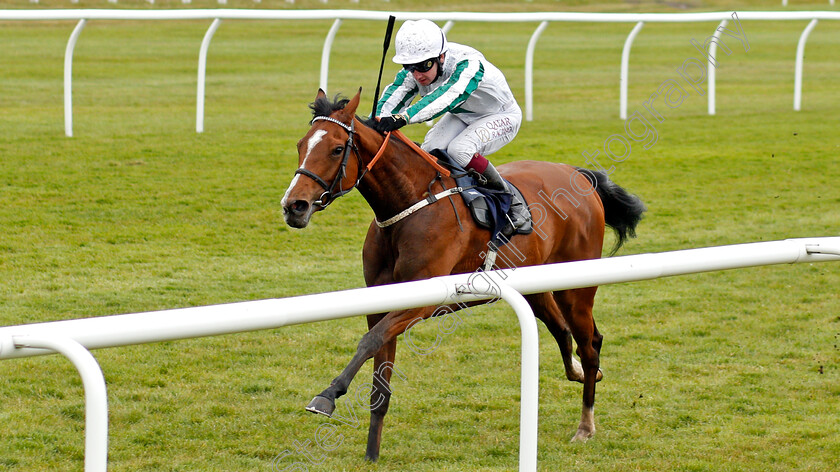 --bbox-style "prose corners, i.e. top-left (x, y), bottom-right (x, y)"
top-left (468, 154), bottom-right (530, 233)
top-left (478, 161), bottom-right (507, 192)
top-left (501, 179), bottom-right (530, 233)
